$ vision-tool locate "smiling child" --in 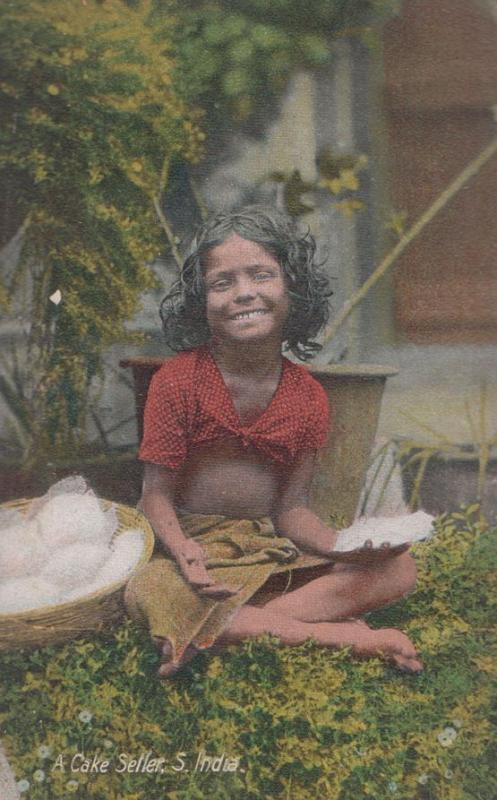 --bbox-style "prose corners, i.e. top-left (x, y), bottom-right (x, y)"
top-left (125, 206), bottom-right (422, 677)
